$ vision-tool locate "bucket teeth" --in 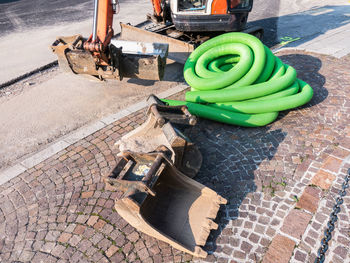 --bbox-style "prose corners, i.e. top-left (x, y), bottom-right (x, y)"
top-left (194, 246), bottom-right (208, 258)
top-left (205, 219), bottom-right (218, 230)
top-left (218, 196), bottom-right (228, 205)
